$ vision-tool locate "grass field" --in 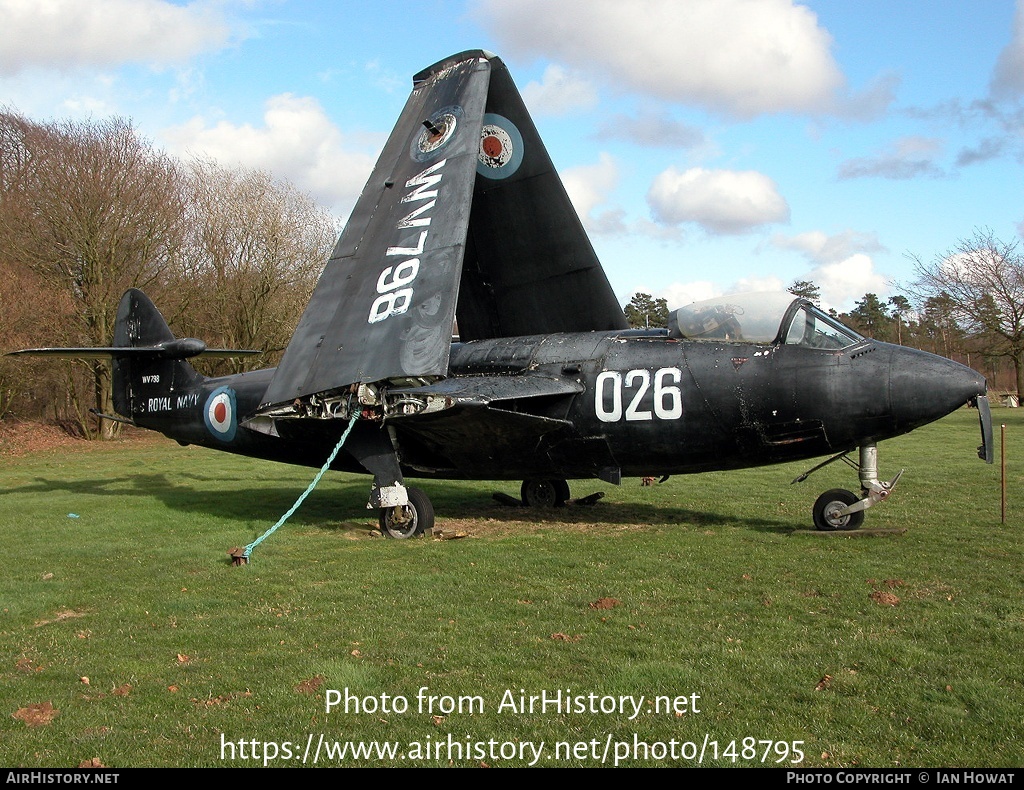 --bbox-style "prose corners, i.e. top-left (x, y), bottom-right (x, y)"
top-left (1, 408), bottom-right (1021, 768)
